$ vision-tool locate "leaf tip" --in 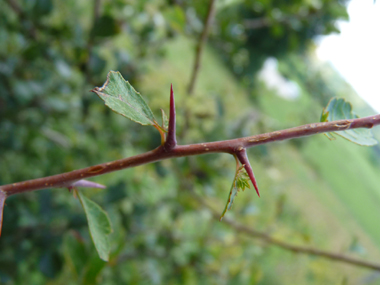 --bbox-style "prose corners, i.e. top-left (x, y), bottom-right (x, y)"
top-left (90, 87), bottom-right (100, 93)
